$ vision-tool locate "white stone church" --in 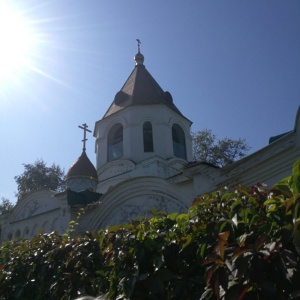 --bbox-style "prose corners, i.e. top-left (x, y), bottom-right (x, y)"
top-left (1, 49), bottom-right (299, 243)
